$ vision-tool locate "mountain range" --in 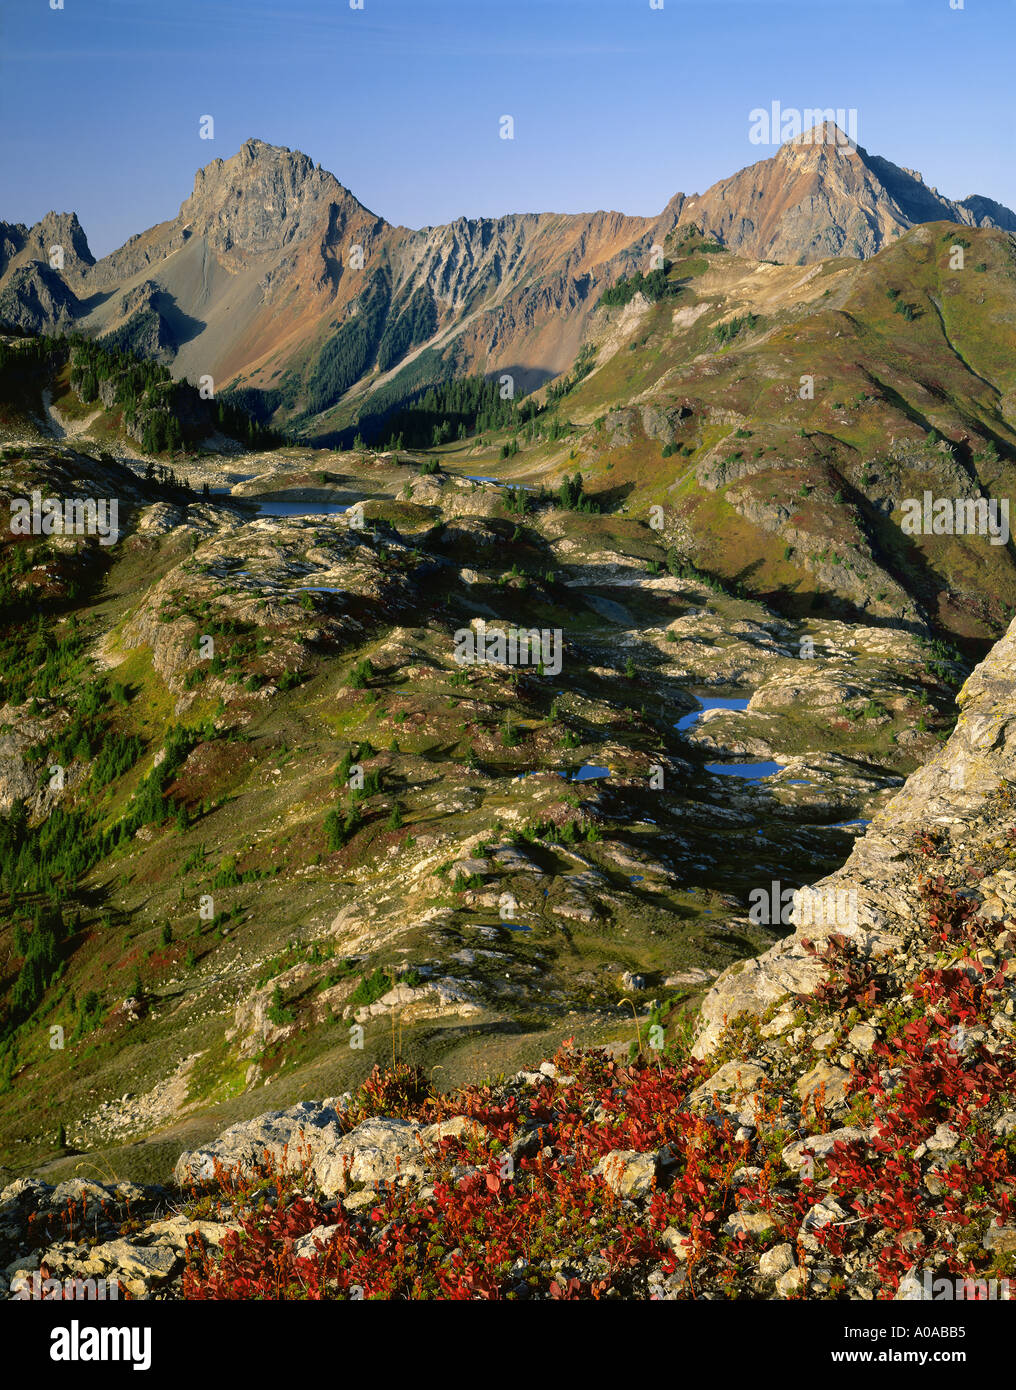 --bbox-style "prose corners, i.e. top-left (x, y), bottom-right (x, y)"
top-left (2, 125), bottom-right (1014, 439)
